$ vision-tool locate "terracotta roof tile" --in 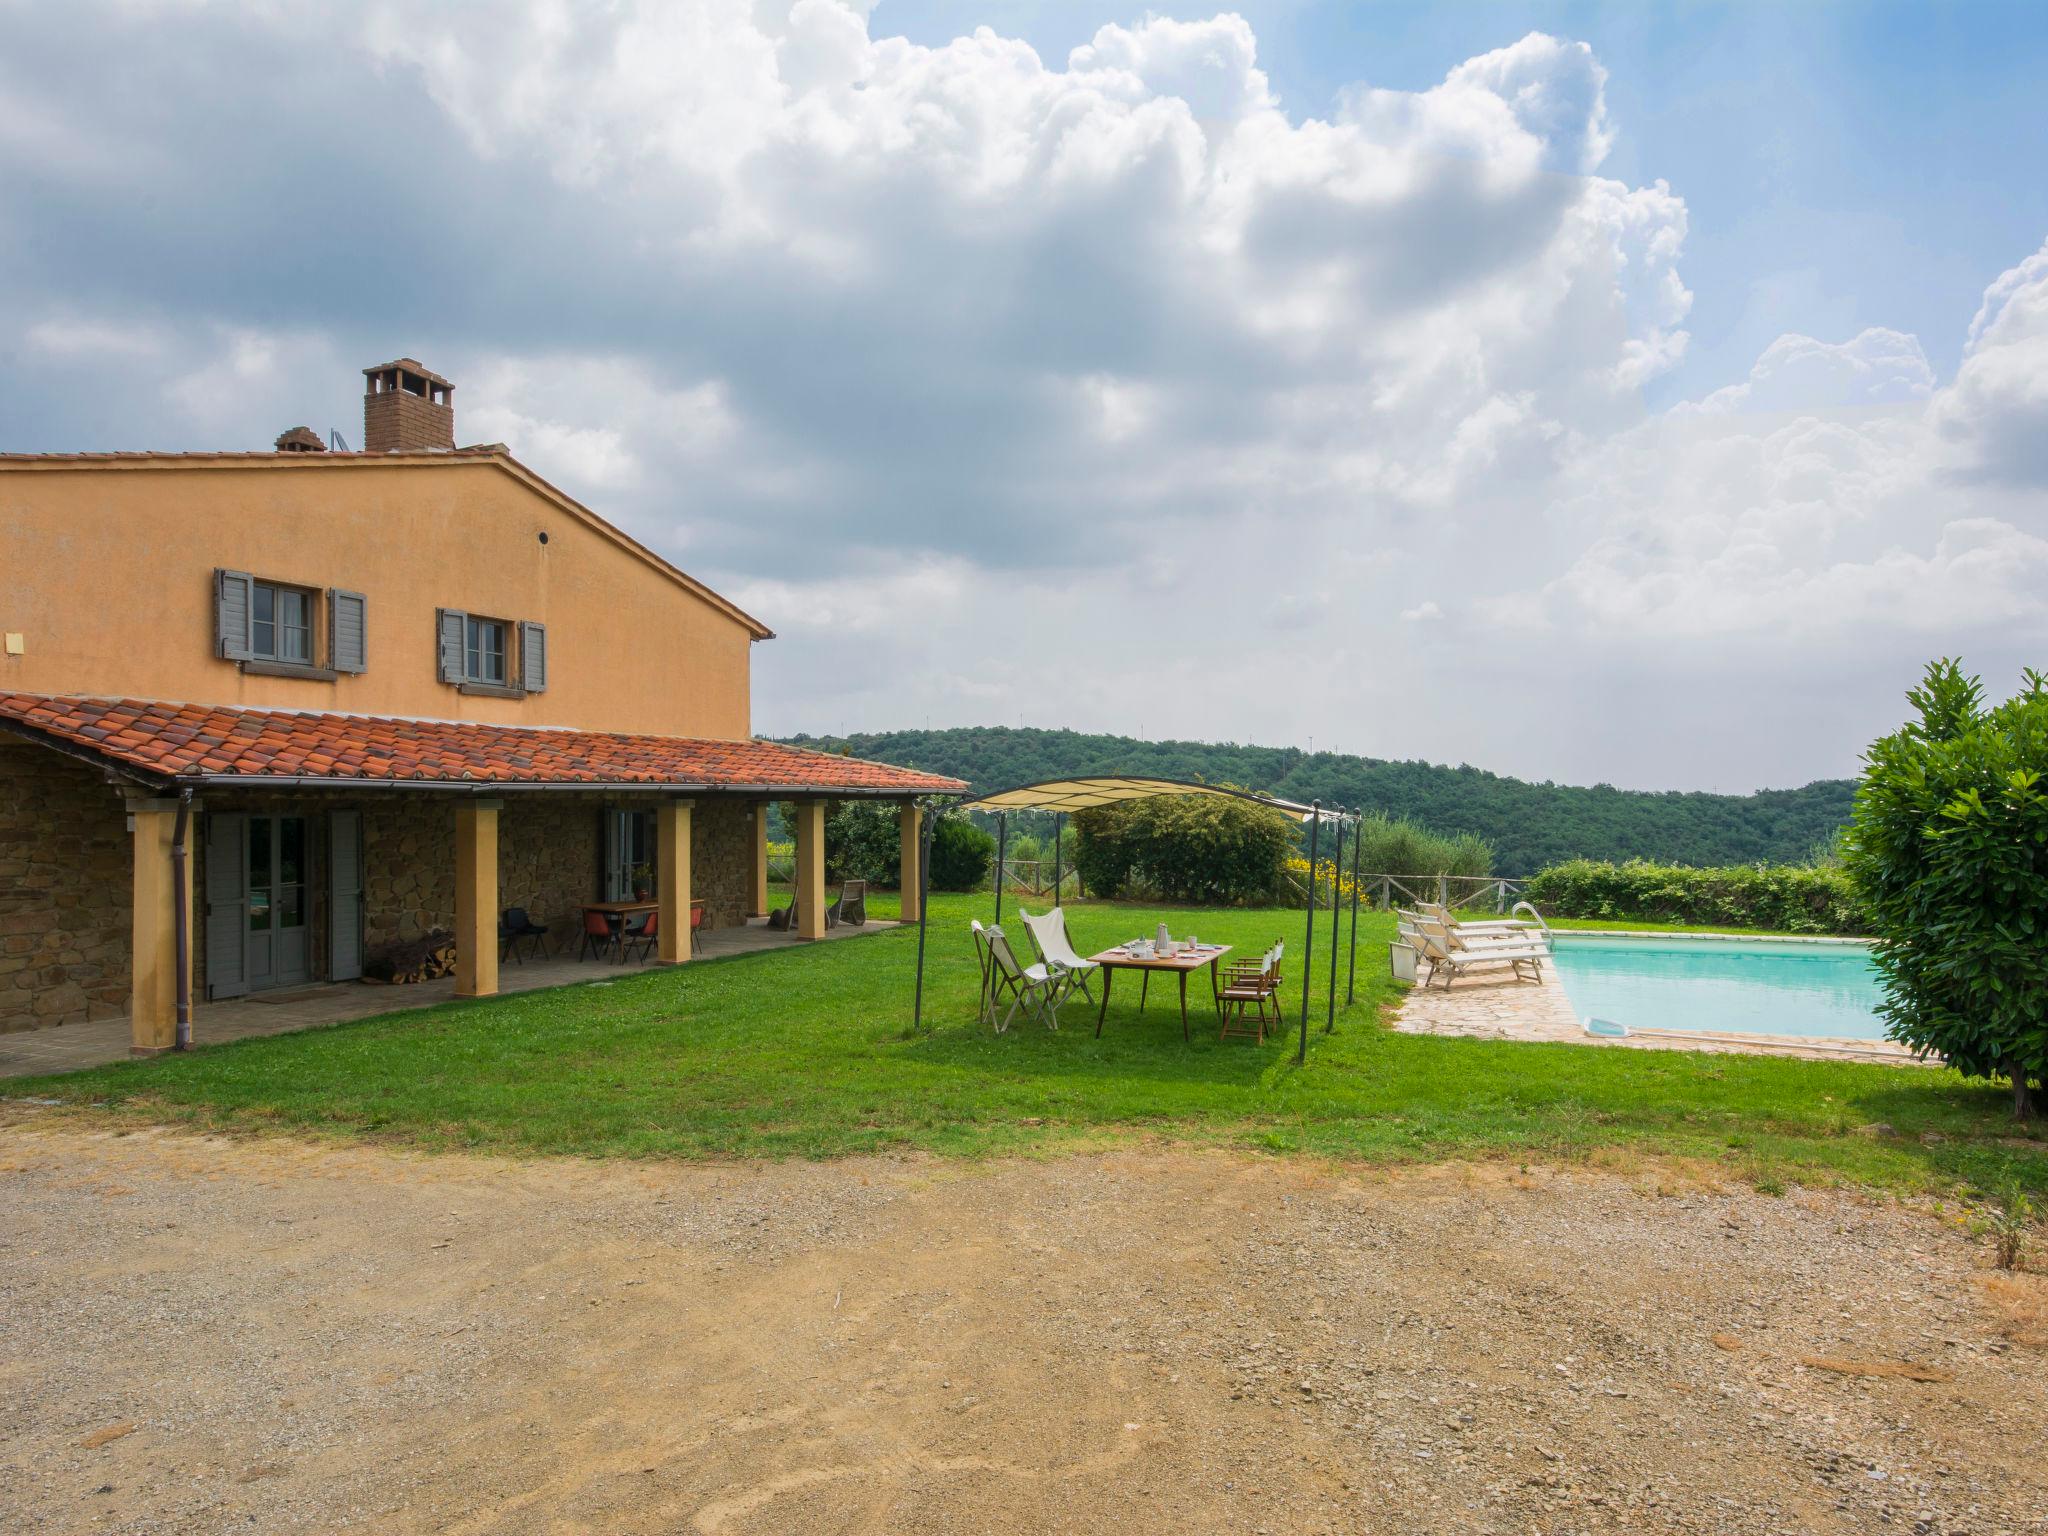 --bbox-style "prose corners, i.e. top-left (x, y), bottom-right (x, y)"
top-left (0, 694), bottom-right (965, 797)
